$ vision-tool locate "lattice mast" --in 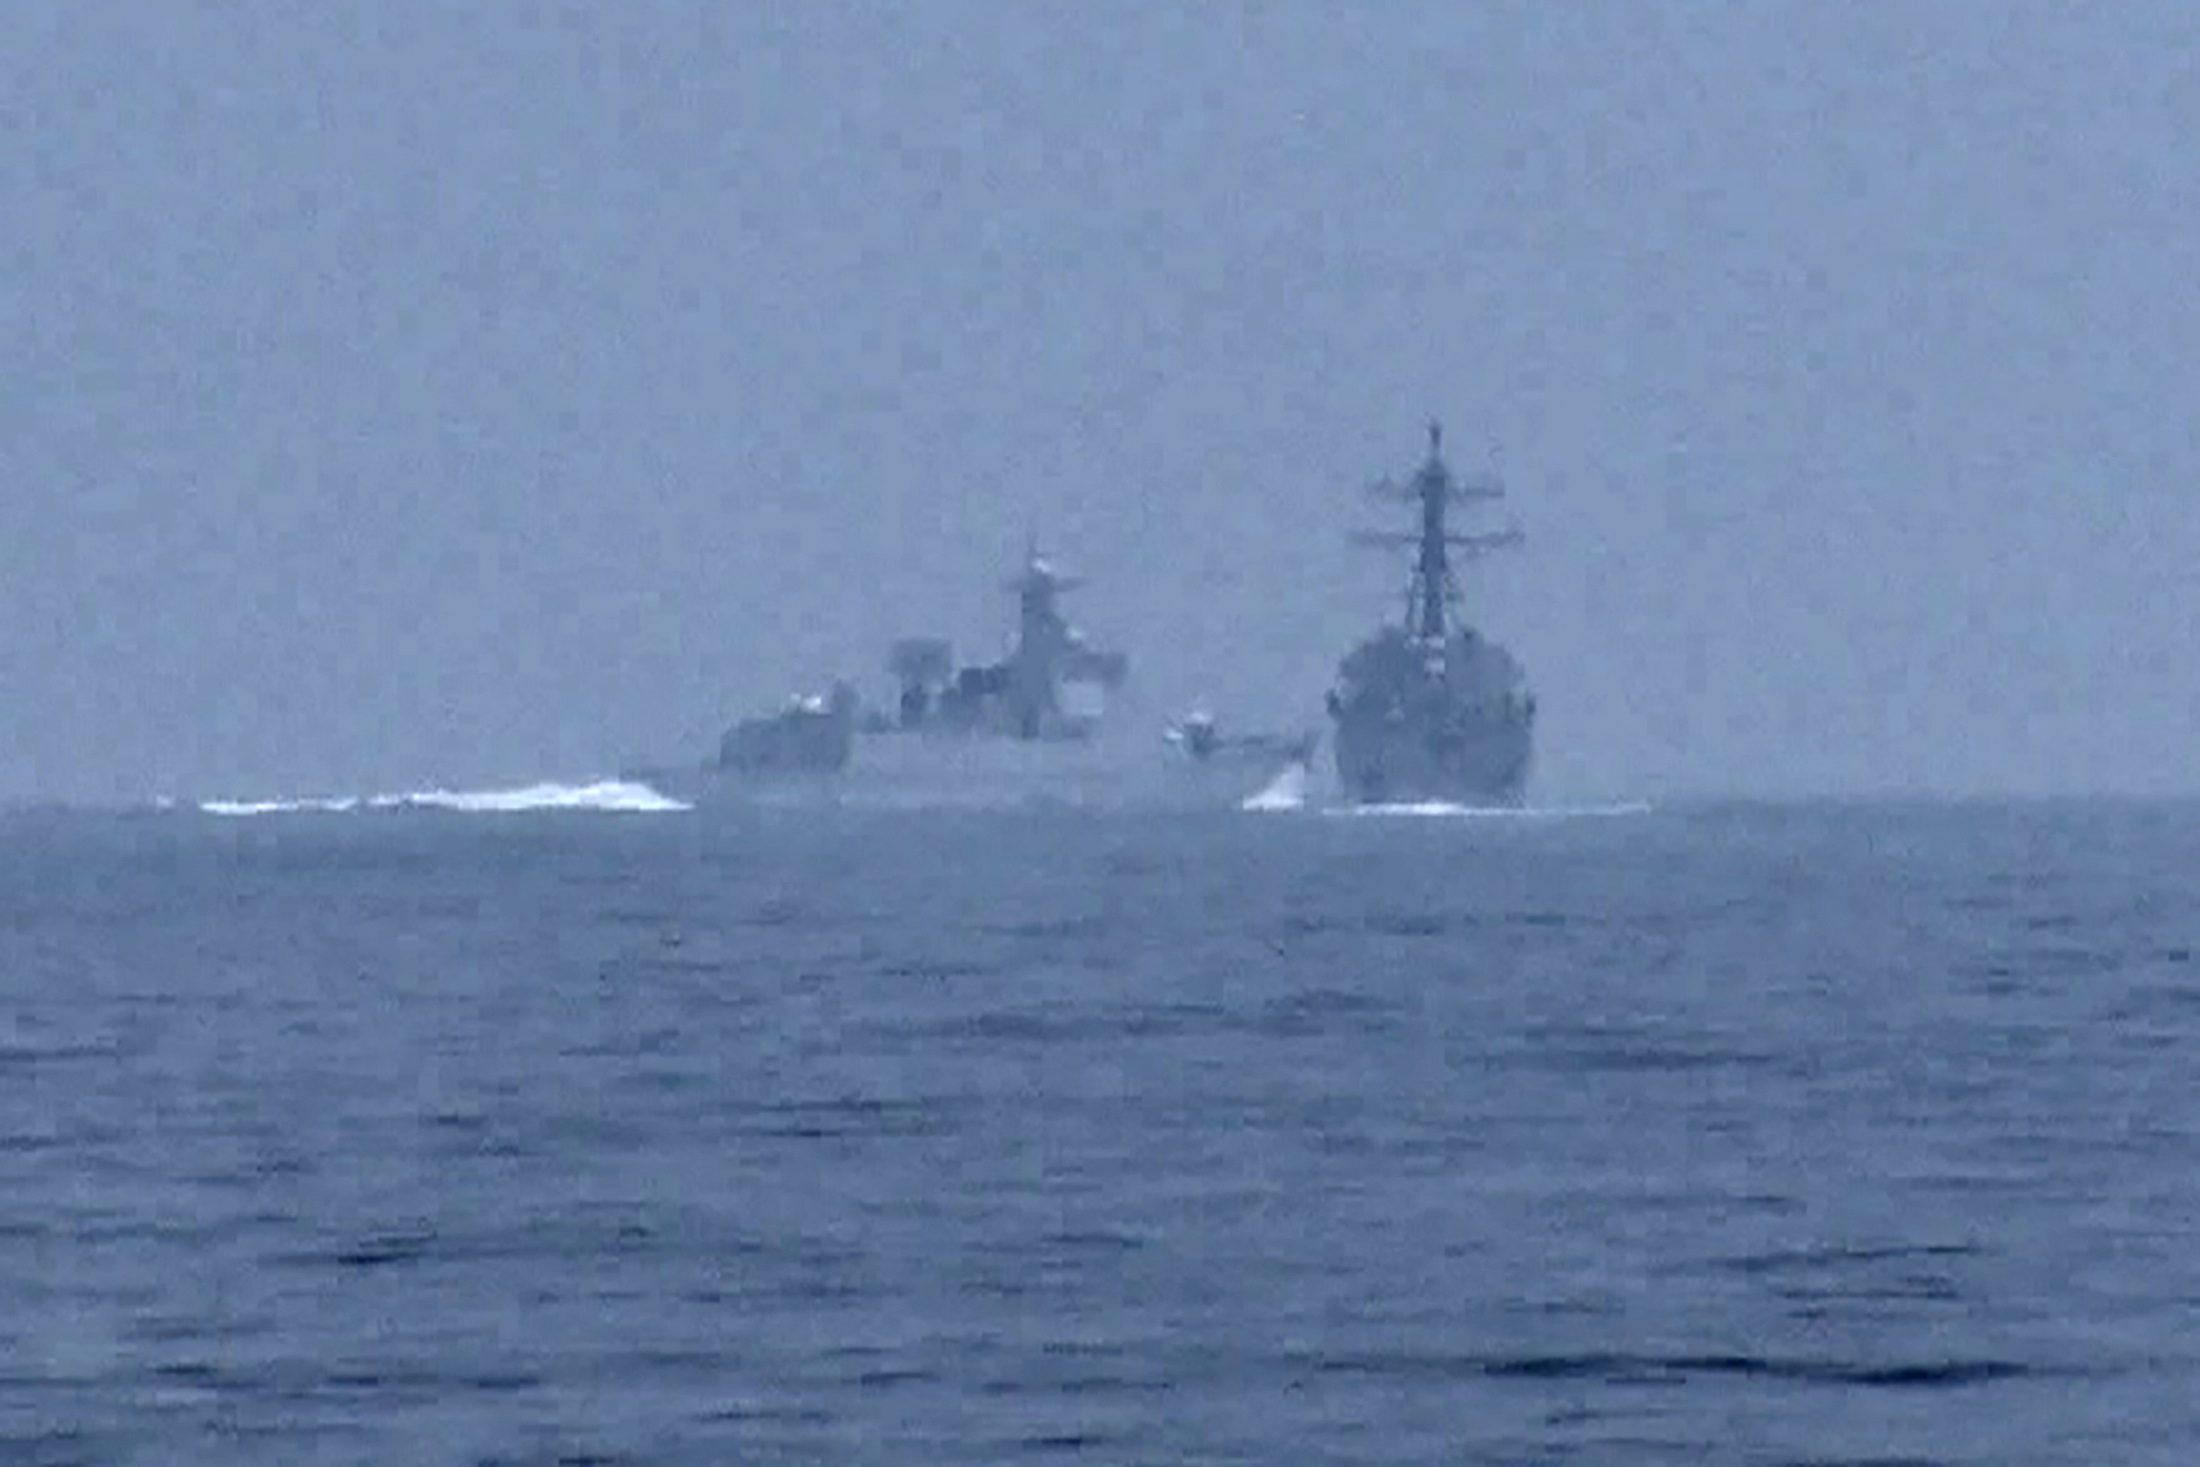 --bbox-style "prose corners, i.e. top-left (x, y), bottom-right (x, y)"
top-left (1353, 420), bottom-right (1521, 642)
